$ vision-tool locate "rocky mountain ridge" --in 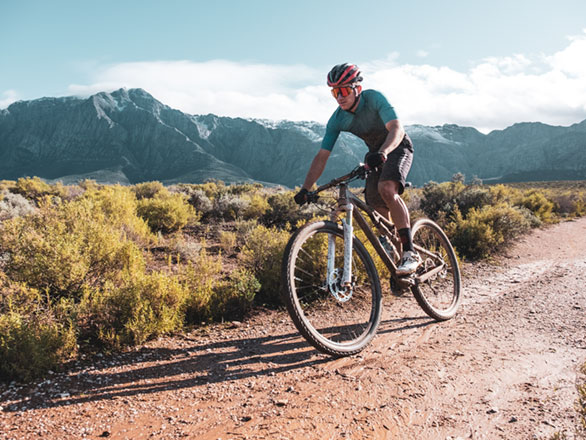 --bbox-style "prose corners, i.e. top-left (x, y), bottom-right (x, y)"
top-left (1, 88), bottom-right (585, 187)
